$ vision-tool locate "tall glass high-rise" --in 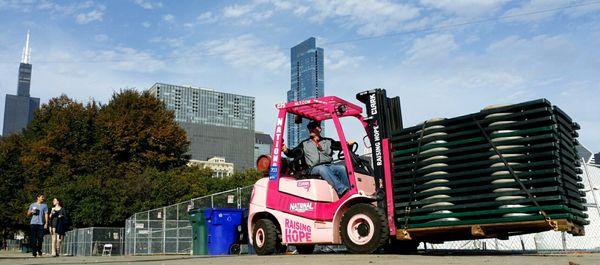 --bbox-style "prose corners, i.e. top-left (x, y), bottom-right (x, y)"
top-left (286, 37), bottom-right (324, 148)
